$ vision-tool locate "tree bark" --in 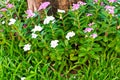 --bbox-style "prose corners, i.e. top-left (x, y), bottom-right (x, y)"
top-left (57, 0), bottom-right (68, 11)
top-left (27, 0), bottom-right (83, 12)
top-left (27, 0), bottom-right (42, 11)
